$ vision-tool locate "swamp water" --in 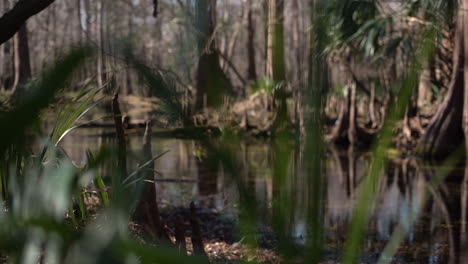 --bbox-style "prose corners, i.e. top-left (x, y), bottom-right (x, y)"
top-left (59, 127), bottom-right (468, 263)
